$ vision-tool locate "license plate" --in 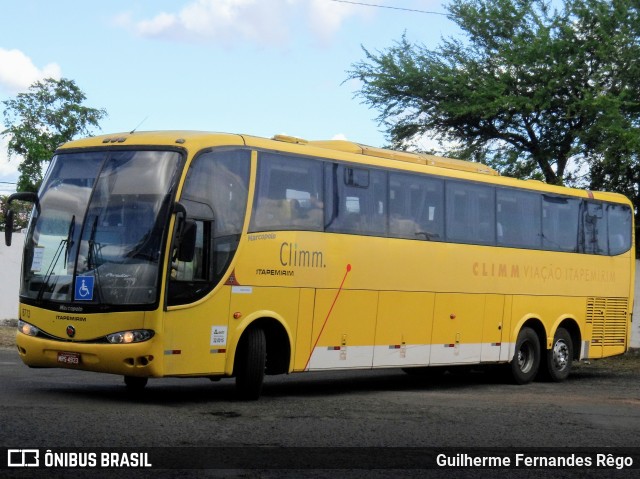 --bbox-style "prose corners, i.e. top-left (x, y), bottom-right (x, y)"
top-left (57, 351), bottom-right (81, 366)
